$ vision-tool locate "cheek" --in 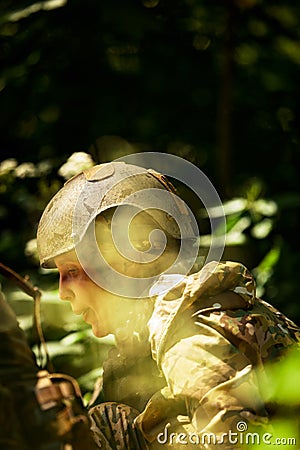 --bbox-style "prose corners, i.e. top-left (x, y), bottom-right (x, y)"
top-left (79, 279), bottom-right (103, 308)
